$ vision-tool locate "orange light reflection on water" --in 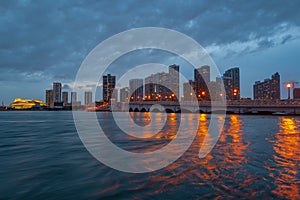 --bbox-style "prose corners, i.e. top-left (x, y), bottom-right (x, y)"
top-left (271, 117), bottom-right (300, 199)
